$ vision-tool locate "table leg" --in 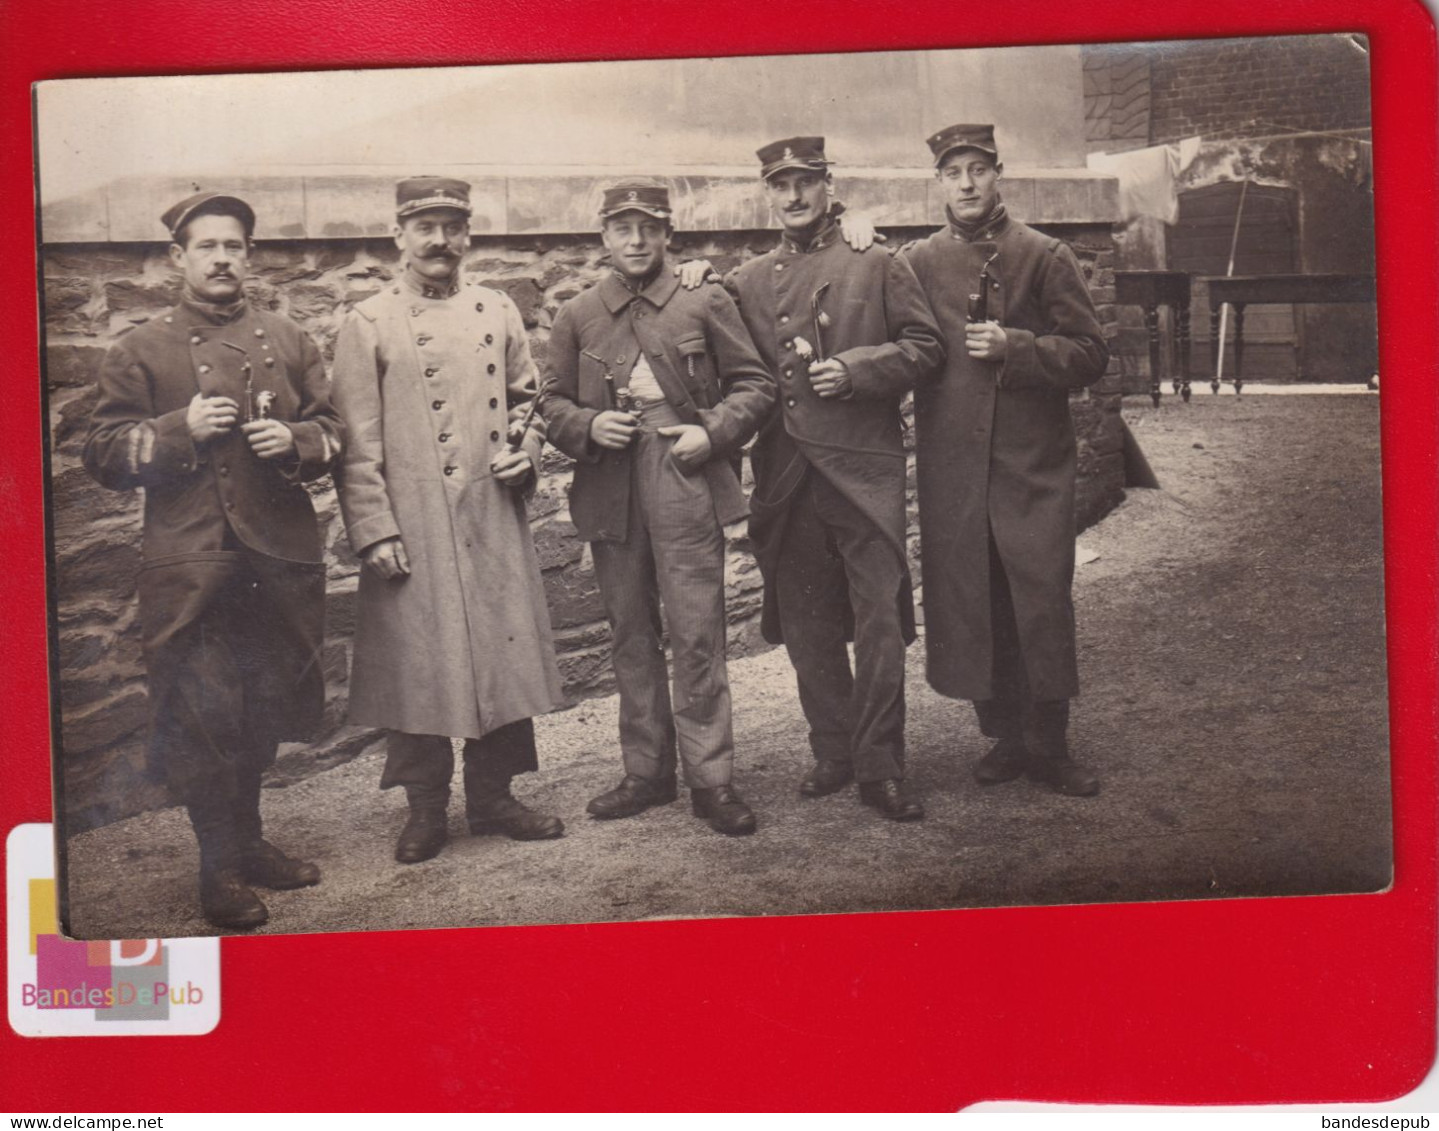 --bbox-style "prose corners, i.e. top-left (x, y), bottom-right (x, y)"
top-left (1233, 303), bottom-right (1247, 395)
top-left (1145, 302), bottom-right (1161, 407)
top-left (1210, 304), bottom-right (1222, 394)
top-left (1177, 301), bottom-right (1192, 402)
